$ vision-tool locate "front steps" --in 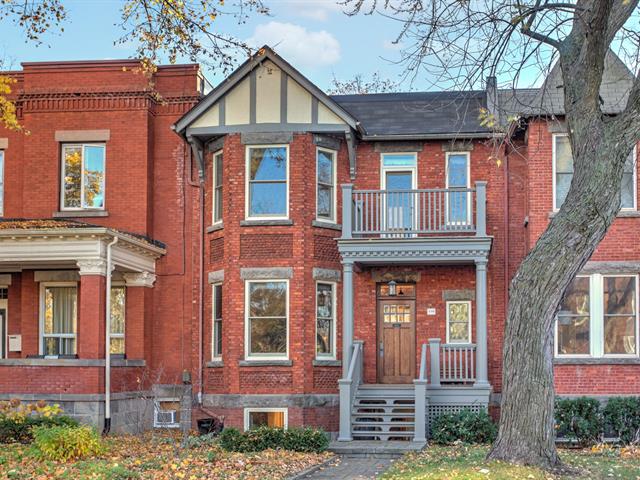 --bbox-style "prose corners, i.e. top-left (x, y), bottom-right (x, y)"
top-left (328, 440), bottom-right (426, 458)
top-left (351, 384), bottom-right (416, 441)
